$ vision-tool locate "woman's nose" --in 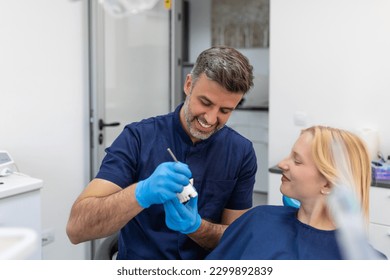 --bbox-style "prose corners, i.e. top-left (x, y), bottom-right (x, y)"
top-left (277, 158), bottom-right (288, 170)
